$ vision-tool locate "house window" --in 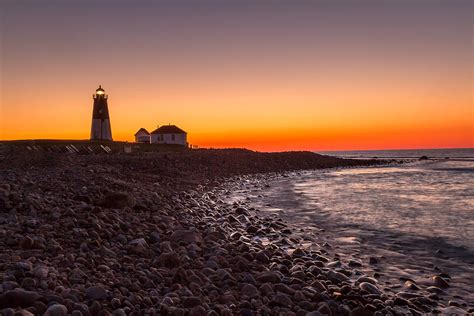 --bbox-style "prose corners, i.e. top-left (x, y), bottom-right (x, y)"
top-left (171, 134), bottom-right (175, 141)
